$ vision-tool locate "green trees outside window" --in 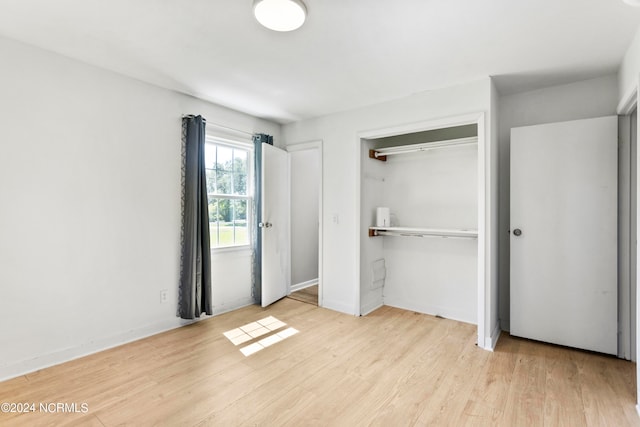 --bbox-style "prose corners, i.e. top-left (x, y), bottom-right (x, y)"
top-left (205, 142), bottom-right (251, 248)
